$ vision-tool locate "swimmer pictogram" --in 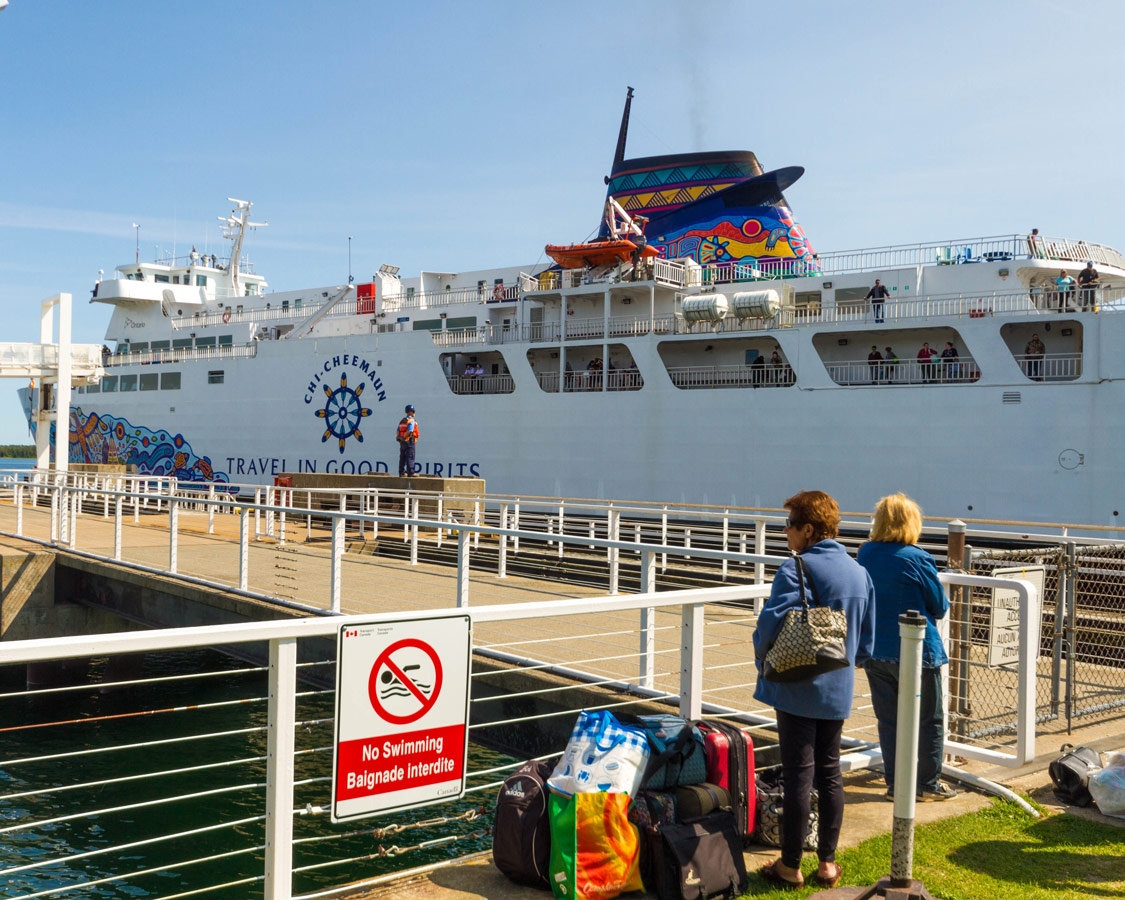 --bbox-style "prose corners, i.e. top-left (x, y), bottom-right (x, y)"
top-left (367, 638), bottom-right (444, 725)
